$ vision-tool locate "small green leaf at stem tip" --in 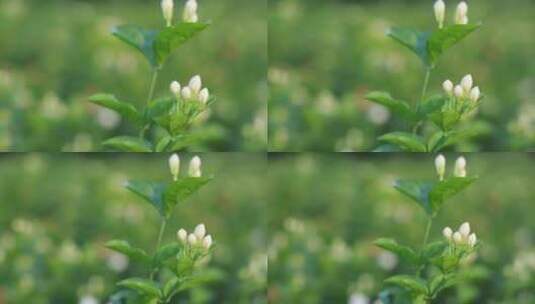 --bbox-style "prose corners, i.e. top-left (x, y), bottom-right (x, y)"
top-left (117, 277), bottom-right (161, 298)
top-left (102, 136), bottom-right (153, 152)
top-left (378, 132), bottom-right (427, 152)
top-left (89, 93), bottom-right (142, 125)
top-left (153, 243), bottom-right (181, 267)
top-left (366, 91), bottom-right (419, 122)
top-left (374, 238), bottom-right (419, 264)
top-left (106, 240), bottom-right (151, 264)
top-left (394, 180), bottom-right (435, 215)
